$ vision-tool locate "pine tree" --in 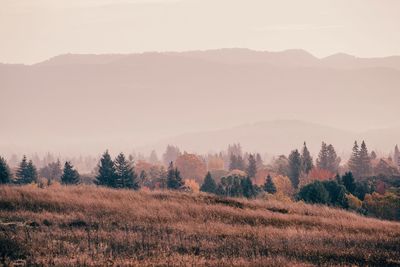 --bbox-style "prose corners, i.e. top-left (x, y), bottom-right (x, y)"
top-left (167, 162), bottom-right (183, 189)
top-left (229, 154), bottom-right (237, 171)
top-left (236, 155), bottom-right (245, 171)
top-left (200, 171), bottom-right (217, 193)
top-left (114, 153), bottom-right (139, 190)
top-left (0, 156), bottom-right (12, 184)
top-left (16, 156), bottom-right (37, 184)
top-left (26, 160), bottom-right (38, 183)
top-left (16, 155), bottom-right (29, 184)
top-left (342, 172), bottom-right (356, 194)
top-left (370, 150), bottom-right (377, 160)
top-left (326, 144), bottom-right (340, 173)
top-left (288, 149), bottom-right (302, 189)
top-left (358, 141), bottom-right (371, 177)
top-left (348, 141), bottom-right (360, 178)
top-left (301, 142), bottom-right (314, 174)
top-left (246, 154), bottom-right (257, 178)
top-left (95, 150), bottom-right (116, 187)
top-left (241, 176), bottom-right (256, 198)
top-left (316, 142), bottom-right (329, 170)
top-left (61, 161), bottom-right (80, 185)
top-left (264, 175), bottom-right (277, 194)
